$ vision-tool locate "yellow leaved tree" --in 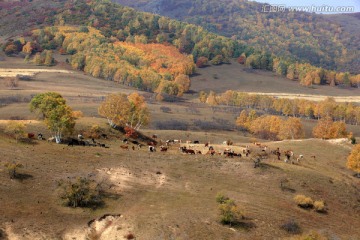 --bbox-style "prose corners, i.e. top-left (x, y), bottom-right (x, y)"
top-left (347, 144), bottom-right (360, 177)
top-left (98, 92), bottom-right (149, 130)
